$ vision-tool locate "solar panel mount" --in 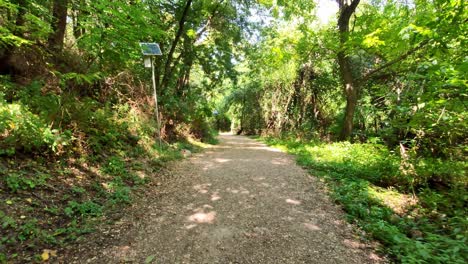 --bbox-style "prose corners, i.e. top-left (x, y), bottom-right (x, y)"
top-left (139, 43), bottom-right (162, 56)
